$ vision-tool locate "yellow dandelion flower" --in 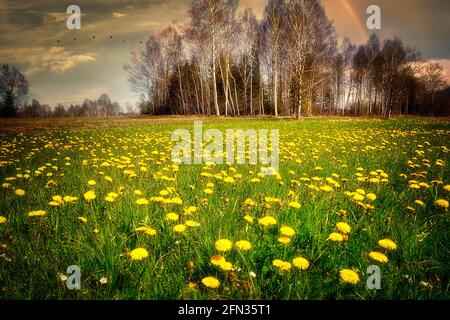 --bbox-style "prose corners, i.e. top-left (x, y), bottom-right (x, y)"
top-left (166, 212), bottom-right (179, 221)
top-left (87, 180), bottom-right (97, 186)
top-left (278, 236), bottom-right (292, 245)
top-left (369, 251), bottom-right (388, 263)
top-left (243, 215), bottom-right (254, 223)
top-left (159, 190), bottom-right (170, 196)
top-left (210, 255), bottom-right (226, 266)
top-left (215, 239), bottom-right (233, 252)
top-left (272, 259), bottom-right (292, 271)
top-left (218, 261), bottom-right (233, 271)
top-left (134, 190), bottom-right (143, 196)
top-left (28, 210), bottom-right (46, 217)
top-left (378, 238), bottom-right (397, 251)
top-left (15, 189), bottom-right (26, 196)
top-left (235, 240), bottom-right (252, 251)
top-left (136, 198), bottom-right (149, 205)
top-left (288, 201), bottom-right (301, 209)
top-left (185, 220), bottom-right (200, 227)
top-left (366, 193), bottom-right (376, 201)
top-left (135, 226), bottom-right (157, 236)
top-left (223, 177), bottom-right (235, 184)
top-left (444, 185), bottom-right (450, 191)
top-left (340, 269), bottom-right (360, 285)
top-left (328, 232), bottom-right (344, 242)
top-left (353, 193), bottom-right (365, 201)
top-left (105, 196), bottom-right (116, 202)
top-left (280, 226), bottom-right (296, 237)
top-left (415, 200), bottom-right (425, 207)
top-left (63, 196), bottom-right (78, 203)
top-left (170, 197), bottom-right (183, 205)
top-left (292, 257), bottom-right (310, 270)
top-left (78, 216), bottom-right (88, 223)
top-left (336, 222), bottom-right (351, 235)
top-left (204, 188), bottom-right (214, 195)
top-left (0, 216), bottom-right (7, 224)
top-left (172, 224), bottom-right (187, 234)
top-left (258, 216), bottom-right (277, 227)
top-left (201, 276), bottom-right (220, 289)
top-left (130, 248), bottom-right (149, 261)
top-left (84, 191), bottom-right (96, 202)
top-left (436, 199), bottom-right (449, 209)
